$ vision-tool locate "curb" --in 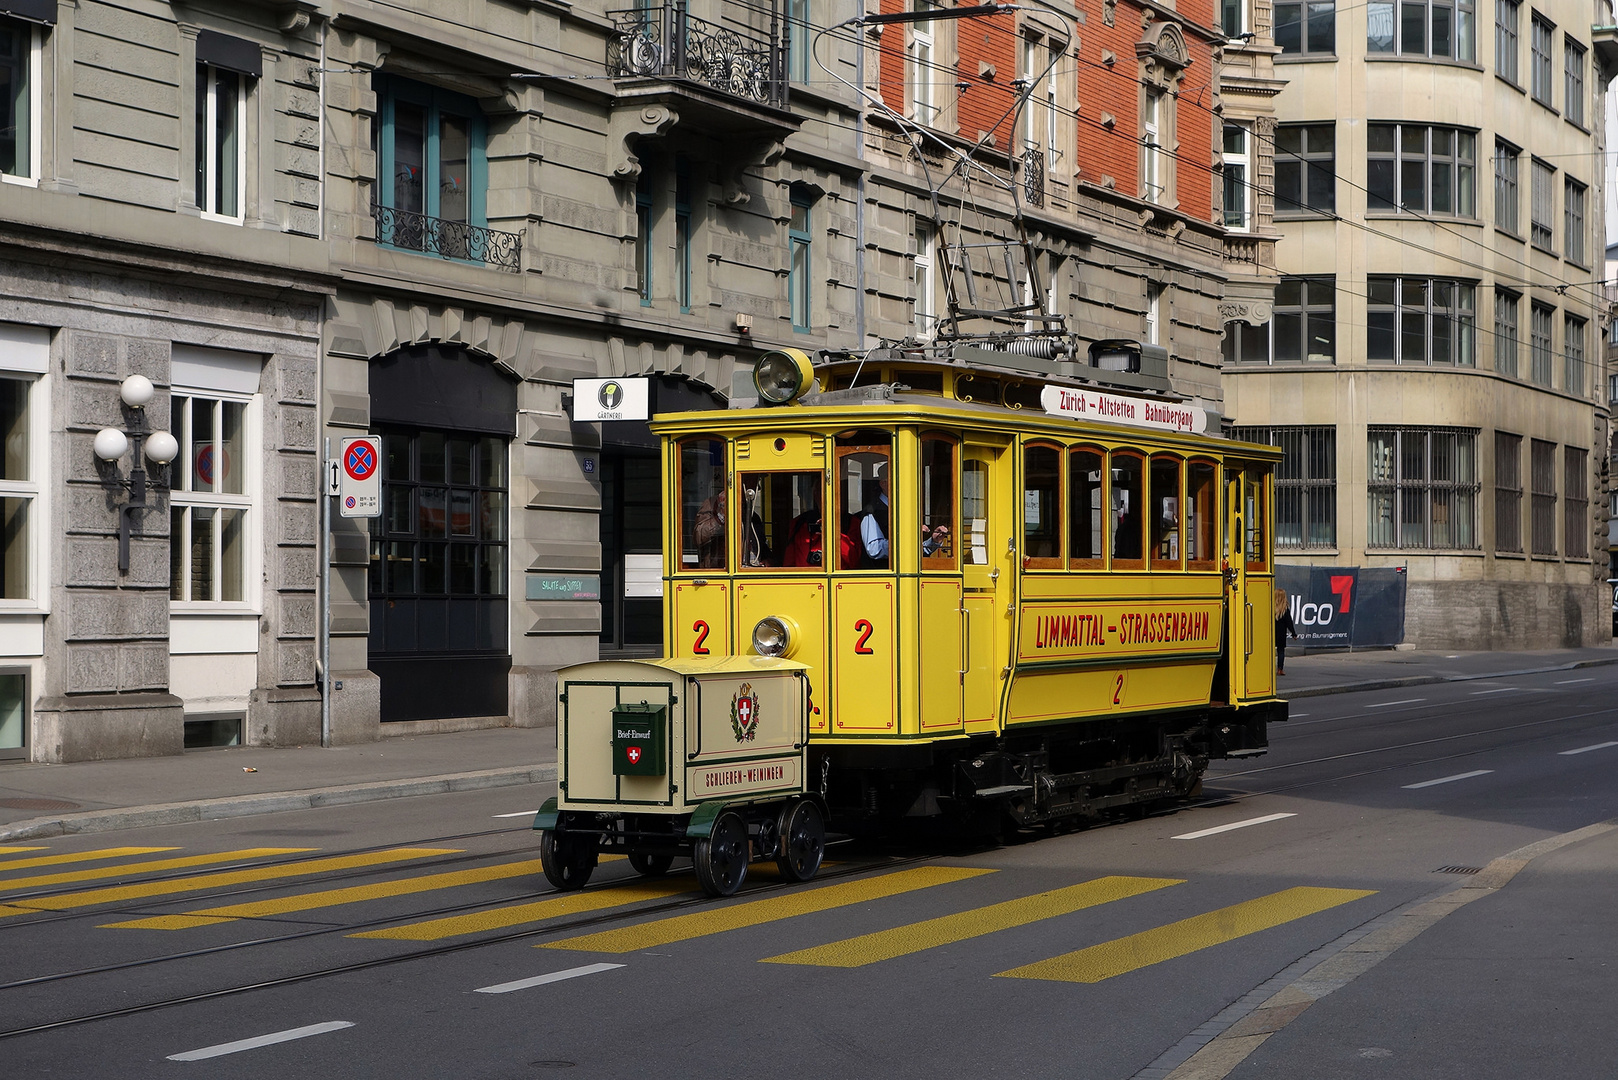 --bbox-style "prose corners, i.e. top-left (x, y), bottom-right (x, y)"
top-left (1282, 653), bottom-right (1618, 700)
top-left (0, 763), bottom-right (557, 843)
